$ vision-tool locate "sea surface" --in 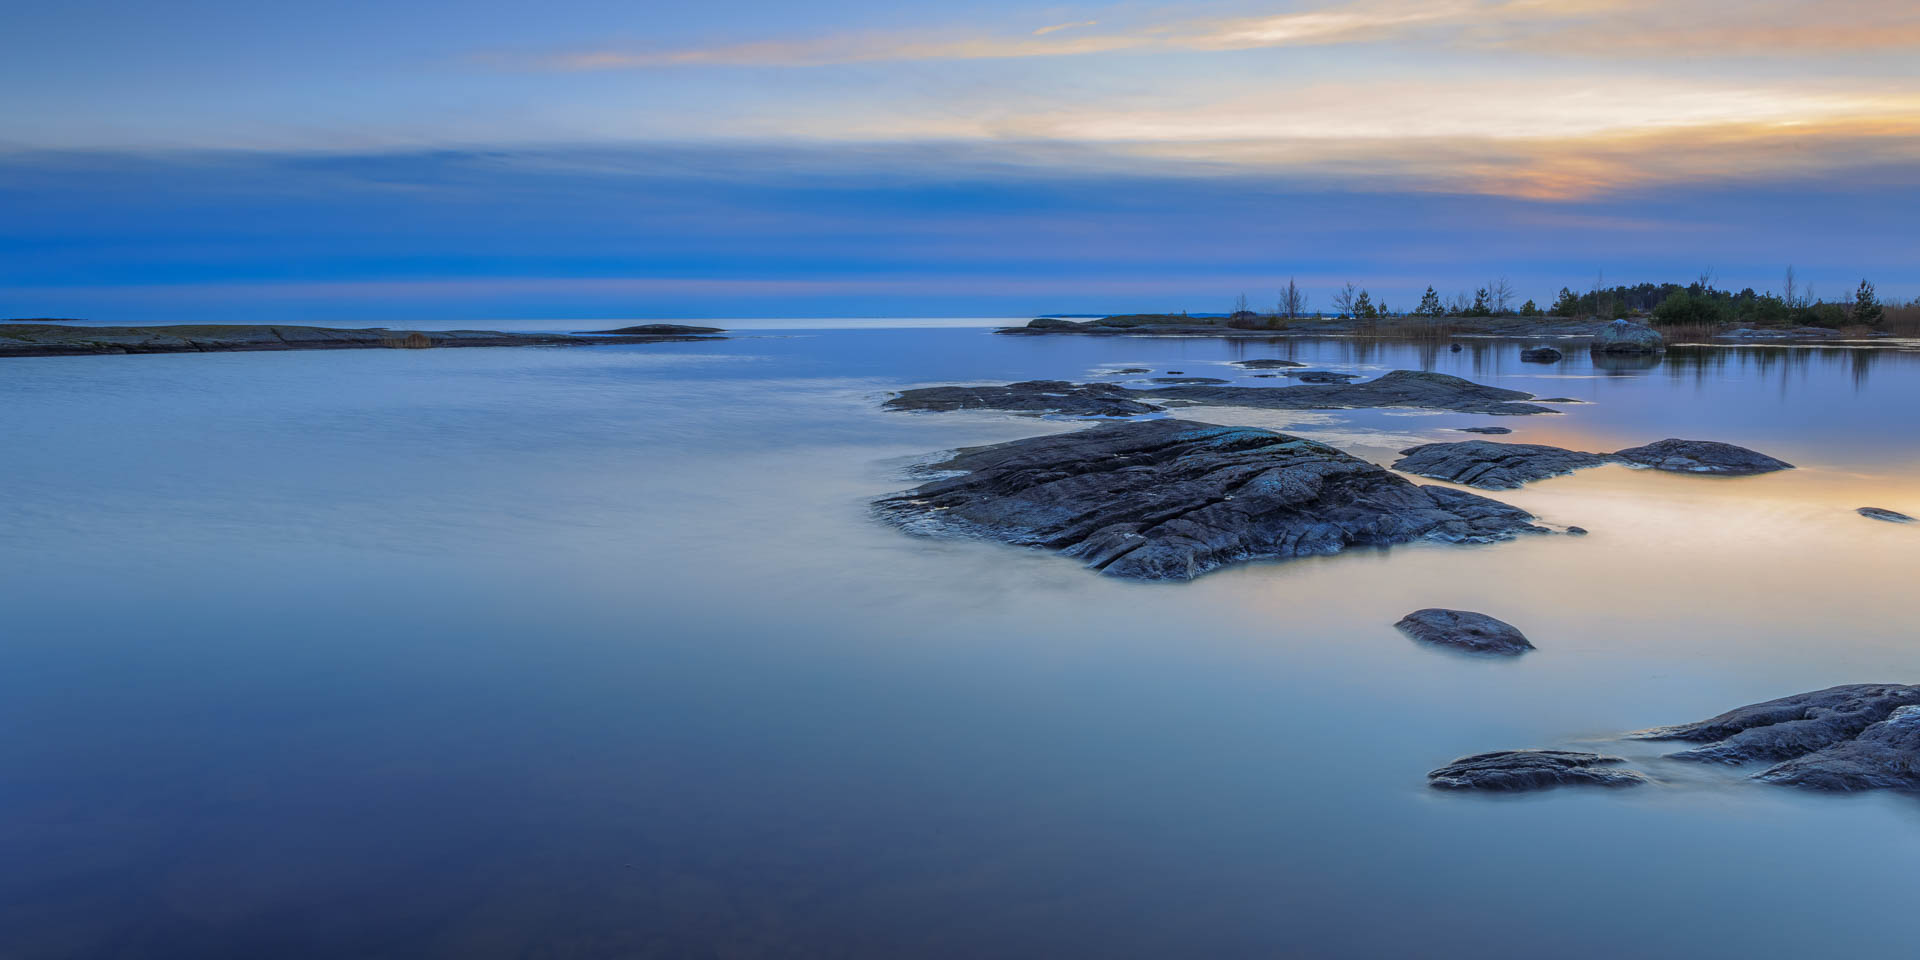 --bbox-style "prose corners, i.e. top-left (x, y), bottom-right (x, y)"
top-left (3, 322), bottom-right (1919, 958)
